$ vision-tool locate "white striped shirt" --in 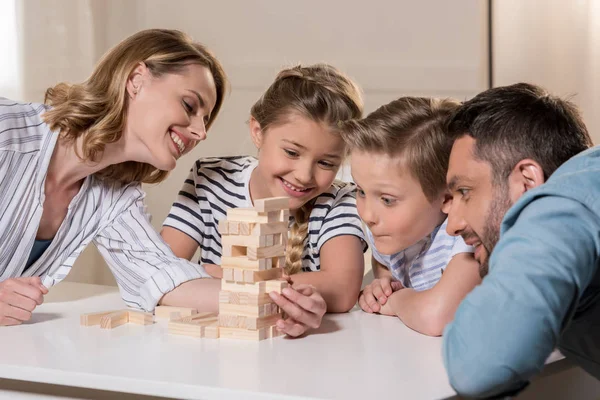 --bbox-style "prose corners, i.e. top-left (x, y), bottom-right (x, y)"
top-left (368, 218), bottom-right (474, 291)
top-left (0, 98), bottom-right (209, 311)
top-left (163, 156), bottom-right (367, 271)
